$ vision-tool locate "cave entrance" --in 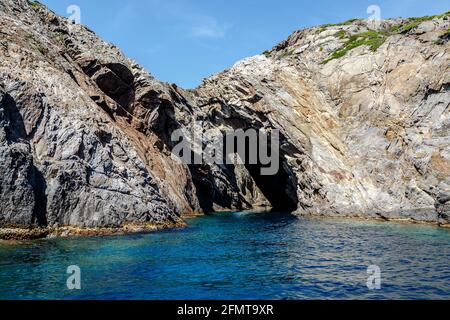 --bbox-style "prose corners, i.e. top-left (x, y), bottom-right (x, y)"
top-left (226, 130), bottom-right (299, 212)
top-left (244, 162), bottom-right (298, 212)
top-left (182, 127), bottom-right (299, 214)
